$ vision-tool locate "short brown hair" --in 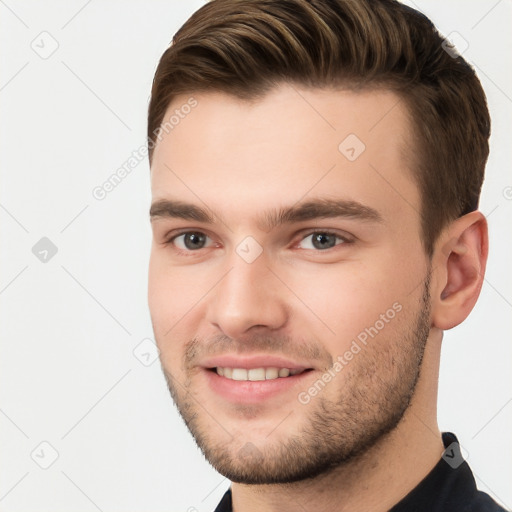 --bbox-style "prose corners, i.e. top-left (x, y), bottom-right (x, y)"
top-left (147, 0), bottom-right (490, 256)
